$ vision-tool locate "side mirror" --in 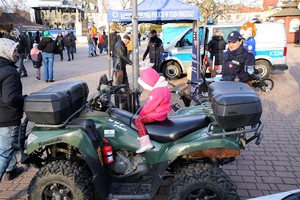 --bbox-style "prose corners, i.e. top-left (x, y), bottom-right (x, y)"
top-left (176, 41), bottom-right (182, 47)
